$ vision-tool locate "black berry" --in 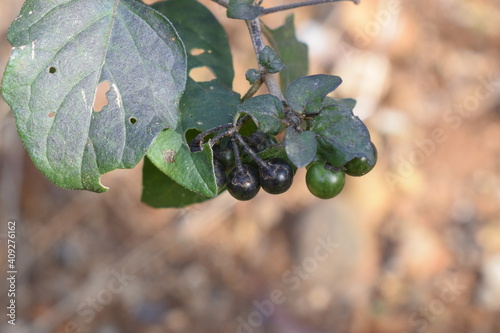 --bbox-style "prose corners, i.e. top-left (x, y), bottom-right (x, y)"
top-left (259, 158), bottom-right (294, 194)
top-left (227, 164), bottom-right (260, 201)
